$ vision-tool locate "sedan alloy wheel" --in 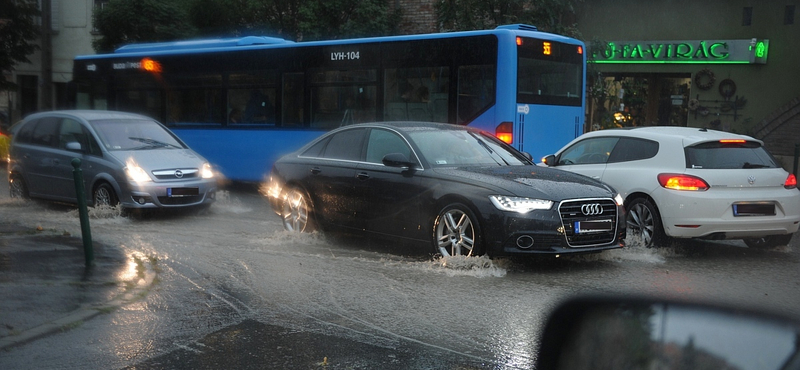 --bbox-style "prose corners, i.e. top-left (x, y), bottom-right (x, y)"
top-left (434, 204), bottom-right (482, 257)
top-left (282, 188), bottom-right (313, 232)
